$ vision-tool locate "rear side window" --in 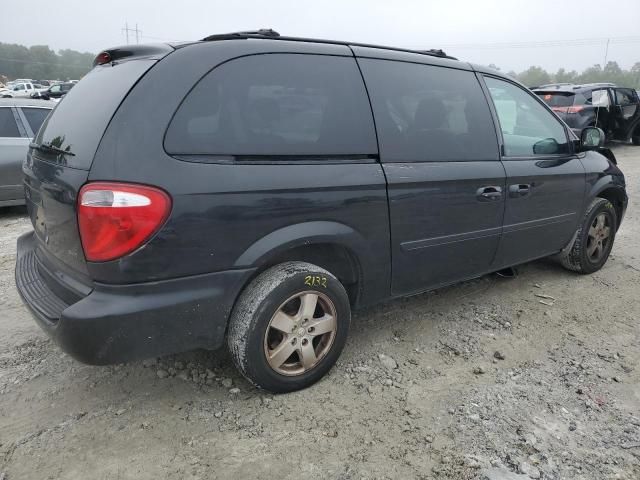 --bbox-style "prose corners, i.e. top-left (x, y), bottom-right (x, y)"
top-left (358, 59), bottom-right (498, 162)
top-left (0, 108), bottom-right (20, 137)
top-left (165, 54), bottom-right (377, 158)
top-left (21, 108), bottom-right (50, 135)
